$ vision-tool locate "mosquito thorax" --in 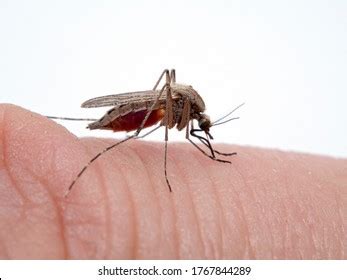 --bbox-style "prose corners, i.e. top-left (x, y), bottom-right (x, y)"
top-left (171, 83), bottom-right (206, 113)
